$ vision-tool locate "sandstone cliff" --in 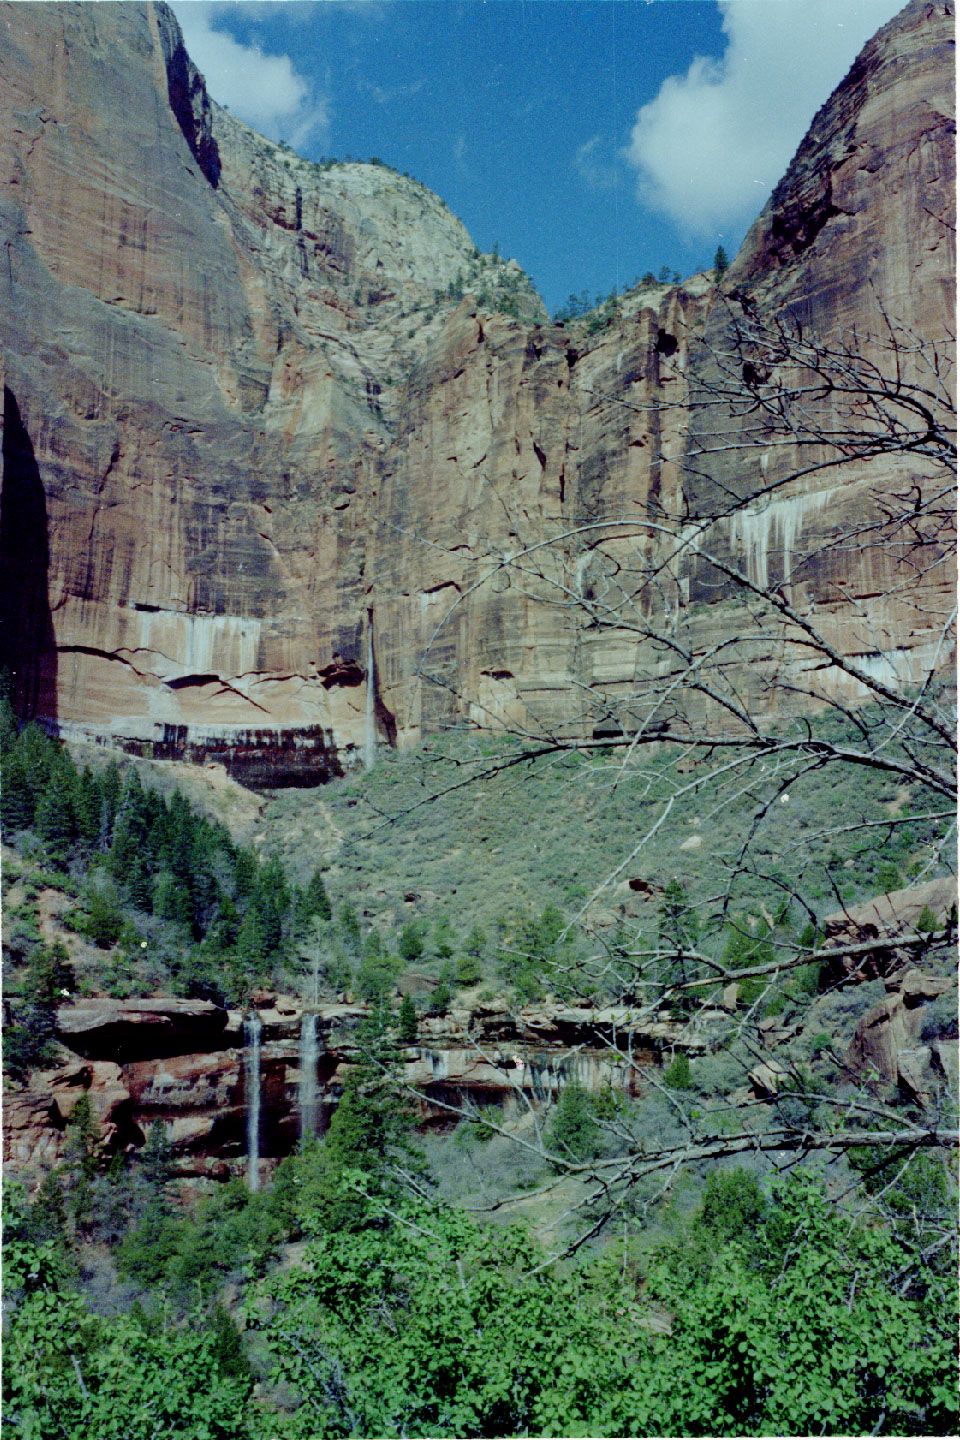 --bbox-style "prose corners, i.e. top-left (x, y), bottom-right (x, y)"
top-left (0, 0), bottom-right (954, 783)
top-left (4, 992), bottom-right (681, 1182)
